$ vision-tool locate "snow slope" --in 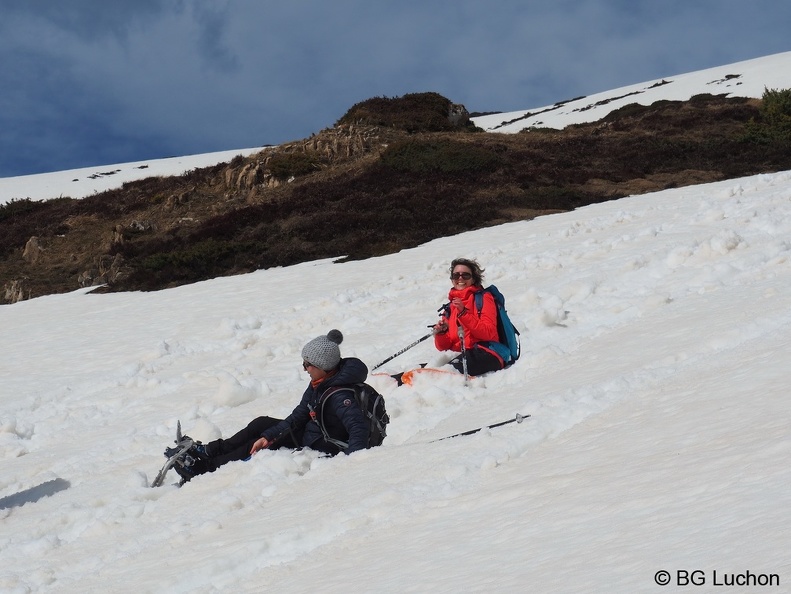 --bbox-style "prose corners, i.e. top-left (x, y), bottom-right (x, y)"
top-left (0, 148), bottom-right (261, 205)
top-left (2, 53), bottom-right (791, 593)
top-left (1, 169), bottom-right (790, 592)
top-left (473, 50), bottom-right (791, 133)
